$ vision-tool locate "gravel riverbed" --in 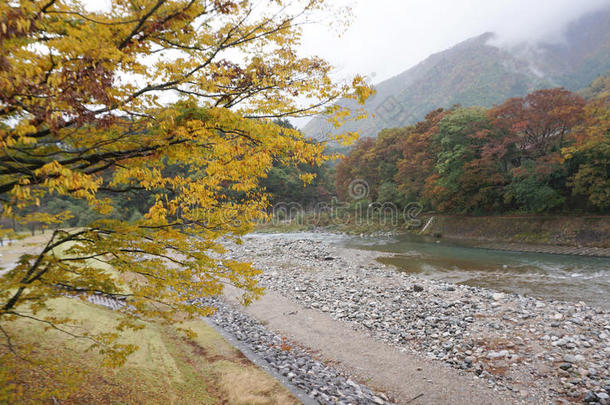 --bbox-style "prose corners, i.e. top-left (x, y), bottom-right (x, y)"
top-left (218, 234), bottom-right (610, 404)
top-left (193, 296), bottom-right (394, 405)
